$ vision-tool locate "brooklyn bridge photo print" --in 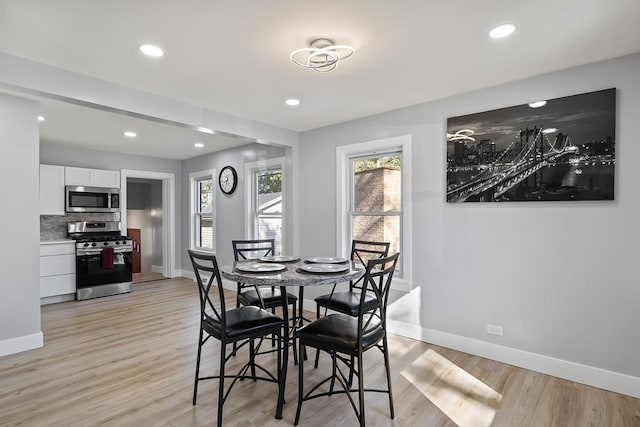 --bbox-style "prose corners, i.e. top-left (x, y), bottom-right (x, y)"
top-left (446, 88), bottom-right (616, 202)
